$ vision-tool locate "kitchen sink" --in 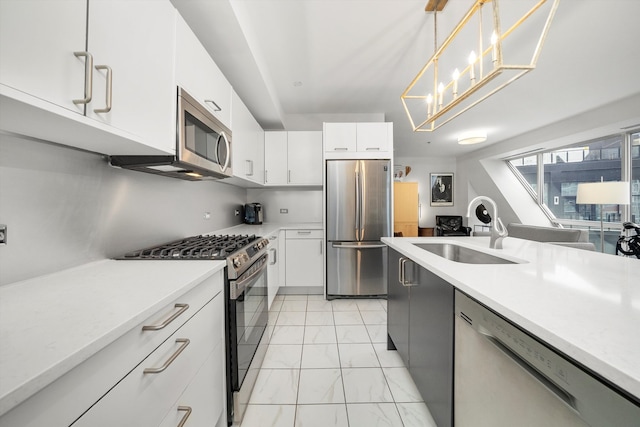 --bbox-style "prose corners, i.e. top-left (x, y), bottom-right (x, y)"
top-left (413, 243), bottom-right (518, 264)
